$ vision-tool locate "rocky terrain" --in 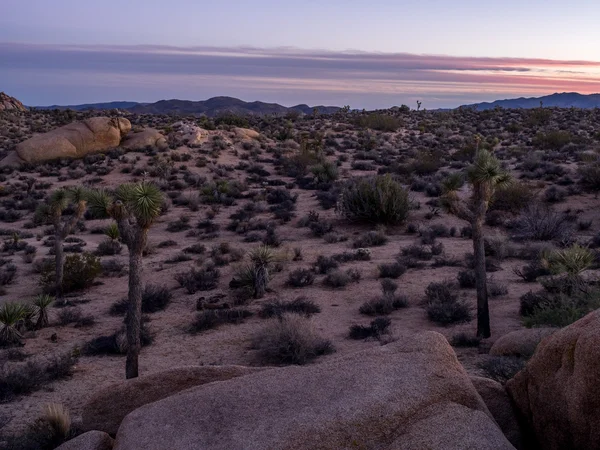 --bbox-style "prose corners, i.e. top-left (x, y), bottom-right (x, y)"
top-left (0, 101), bottom-right (599, 449)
